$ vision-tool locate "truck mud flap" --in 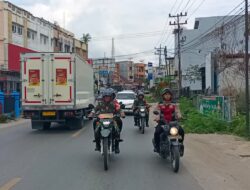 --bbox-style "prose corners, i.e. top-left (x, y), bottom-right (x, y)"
top-left (31, 121), bottom-right (43, 130)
